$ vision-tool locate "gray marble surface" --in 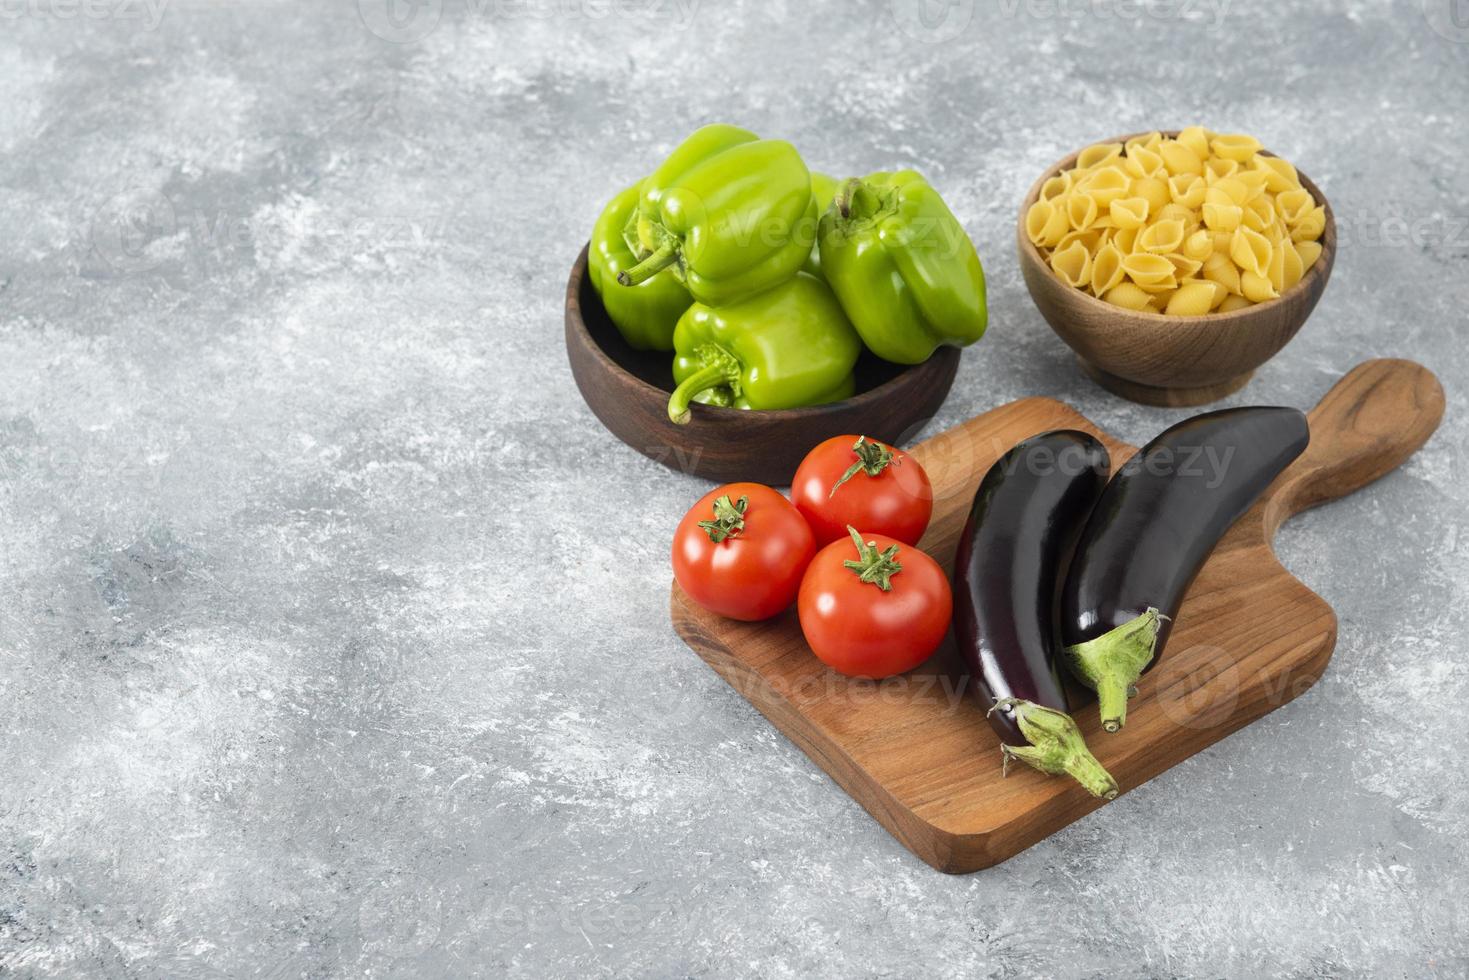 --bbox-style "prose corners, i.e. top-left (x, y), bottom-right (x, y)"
top-left (1, 0), bottom-right (1467, 976)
